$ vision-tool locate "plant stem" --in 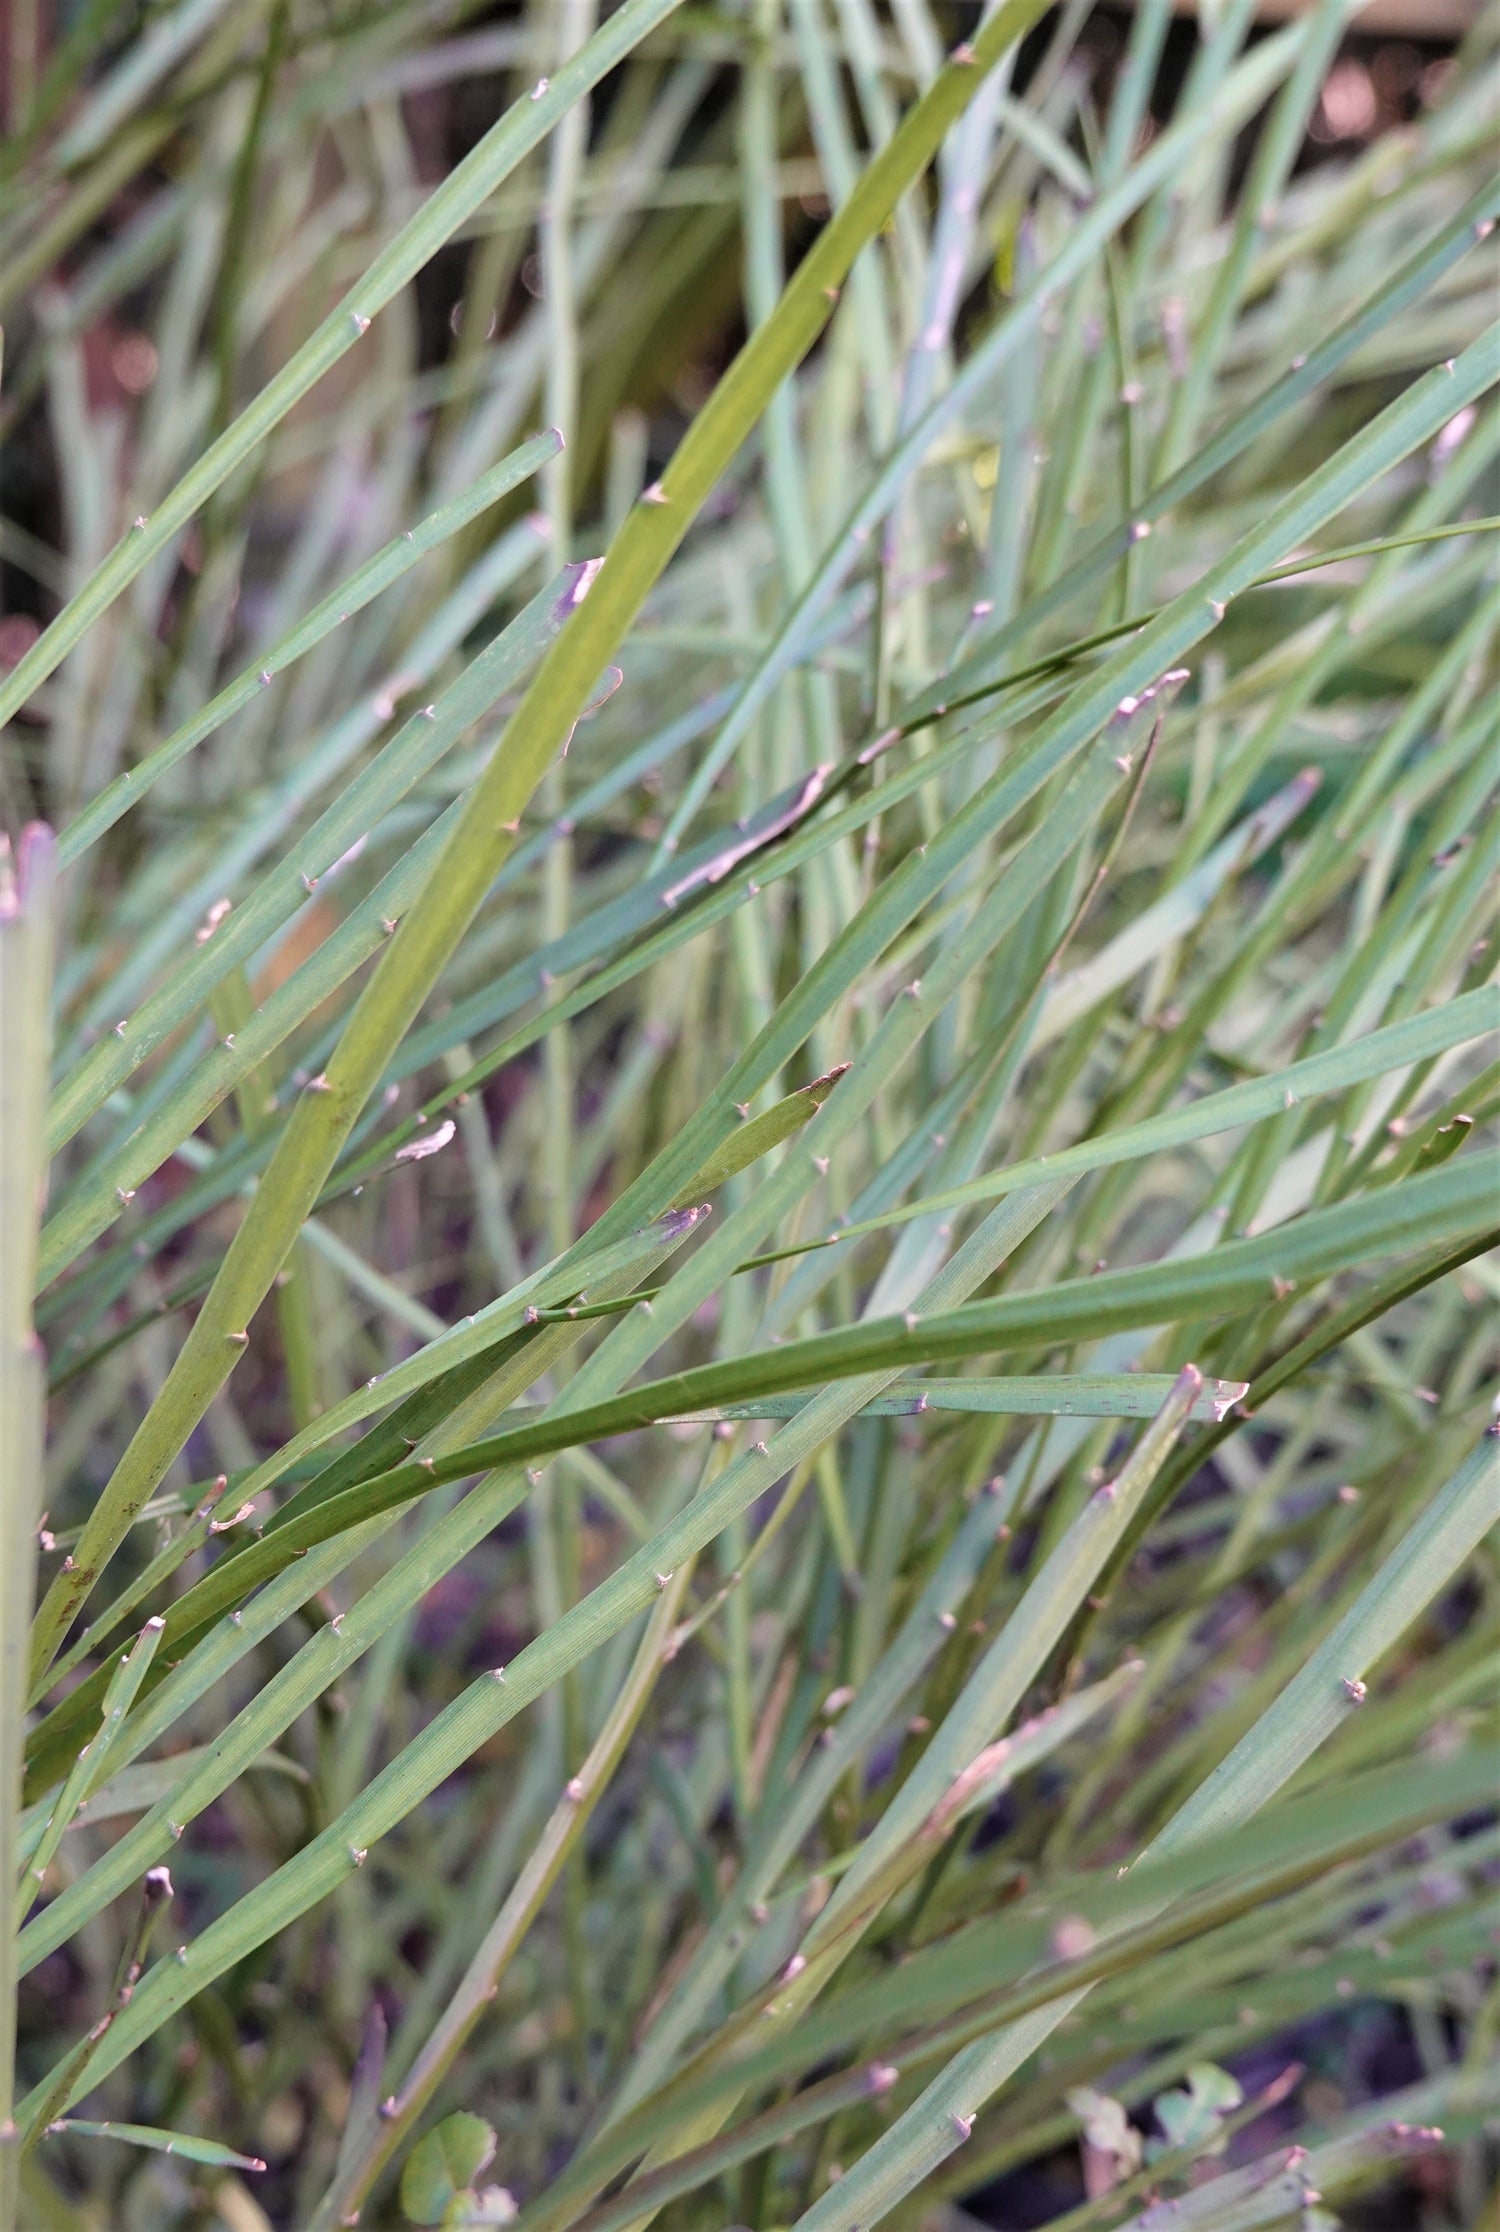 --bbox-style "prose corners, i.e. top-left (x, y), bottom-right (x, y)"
top-left (0, 825), bottom-right (55, 2218)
